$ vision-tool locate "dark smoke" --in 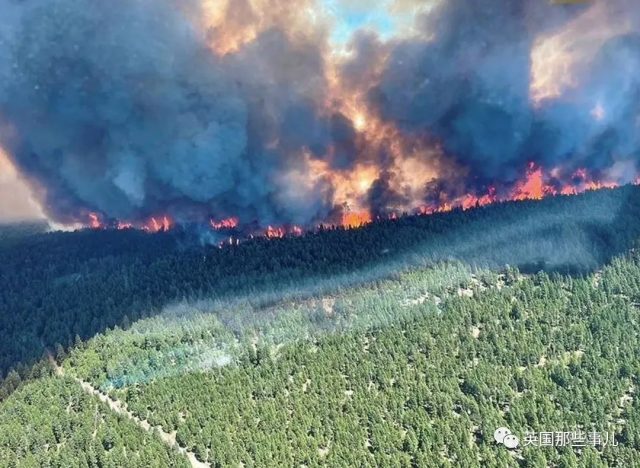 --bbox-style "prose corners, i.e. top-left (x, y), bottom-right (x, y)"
top-left (367, 170), bottom-right (408, 219)
top-left (366, 0), bottom-right (640, 189)
top-left (1, 0), bottom-right (640, 227)
top-left (0, 0), bottom-right (347, 227)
